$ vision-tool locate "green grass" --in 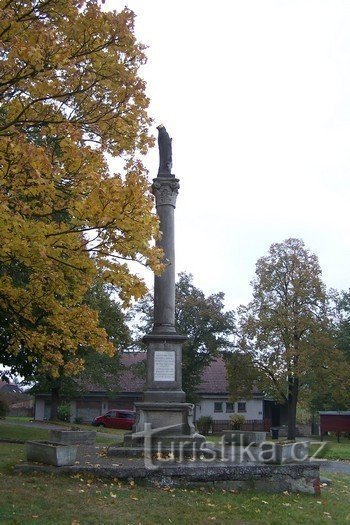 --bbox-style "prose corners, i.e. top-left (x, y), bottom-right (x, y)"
top-left (0, 443), bottom-right (350, 524)
top-left (311, 437), bottom-right (350, 461)
top-left (5, 417), bottom-right (33, 424)
top-left (5, 416), bottom-right (127, 435)
top-left (0, 422), bottom-right (49, 442)
top-left (0, 420), bottom-right (124, 445)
